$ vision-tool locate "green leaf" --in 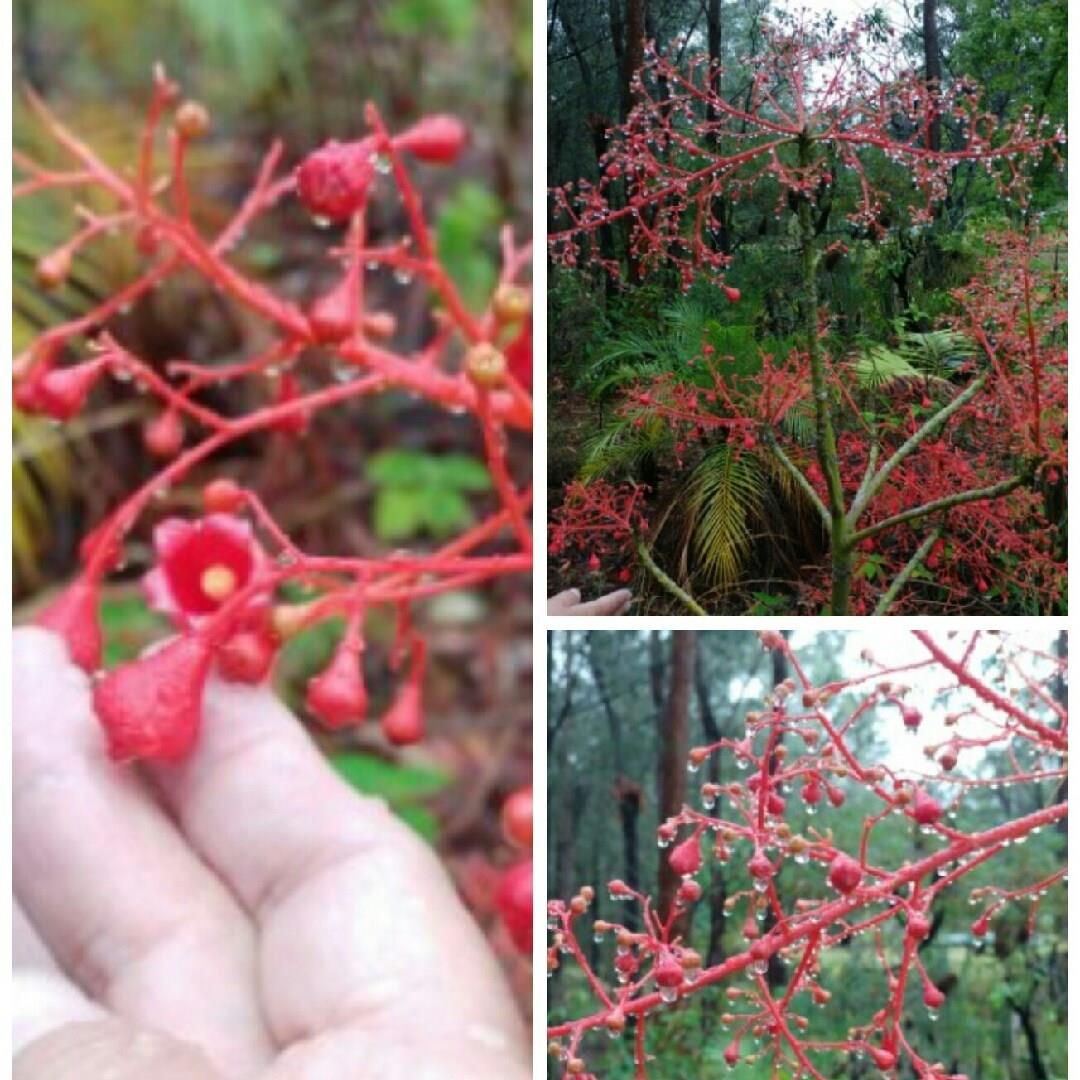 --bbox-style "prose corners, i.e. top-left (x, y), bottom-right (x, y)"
top-left (422, 487), bottom-right (473, 537)
top-left (330, 751), bottom-right (453, 802)
top-left (98, 595), bottom-right (170, 668)
top-left (380, 0), bottom-right (476, 41)
top-left (394, 804), bottom-right (441, 842)
top-left (373, 488), bottom-right (424, 541)
top-left (434, 453), bottom-right (492, 491)
top-left (366, 448), bottom-right (433, 489)
top-left (435, 182), bottom-right (502, 313)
